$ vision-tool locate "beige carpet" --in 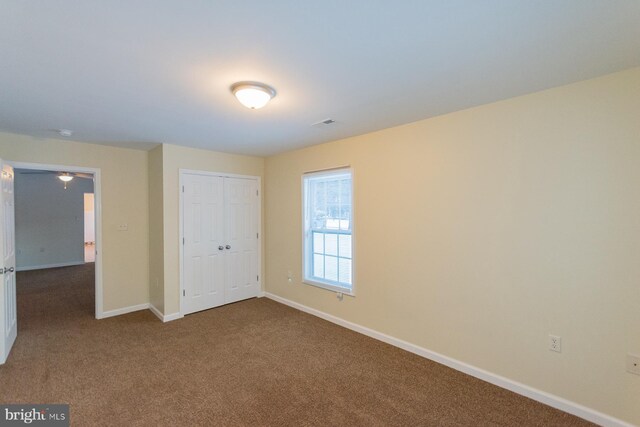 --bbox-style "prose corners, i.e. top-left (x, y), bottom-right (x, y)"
top-left (0, 264), bottom-right (593, 426)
